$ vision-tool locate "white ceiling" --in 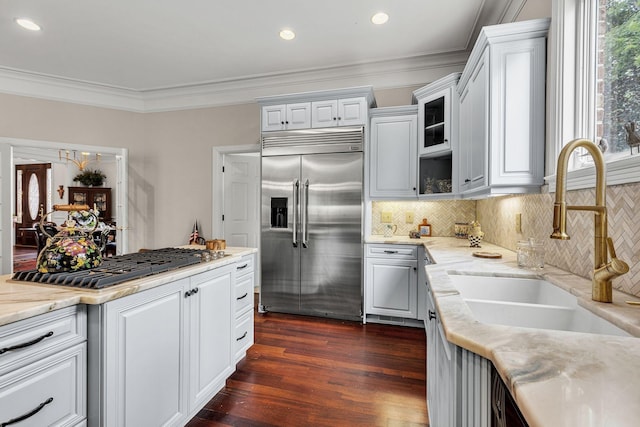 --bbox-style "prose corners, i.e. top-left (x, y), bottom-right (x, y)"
top-left (0, 0), bottom-right (534, 110)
